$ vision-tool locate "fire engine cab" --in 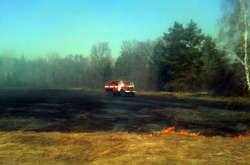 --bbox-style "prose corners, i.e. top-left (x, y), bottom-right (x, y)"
top-left (104, 80), bottom-right (136, 96)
